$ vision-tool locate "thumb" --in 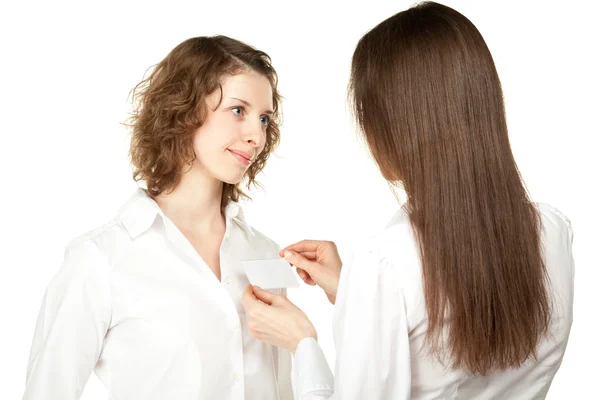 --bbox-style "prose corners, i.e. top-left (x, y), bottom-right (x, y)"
top-left (284, 250), bottom-right (316, 273)
top-left (252, 286), bottom-right (278, 305)
top-left (242, 284), bottom-right (259, 310)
